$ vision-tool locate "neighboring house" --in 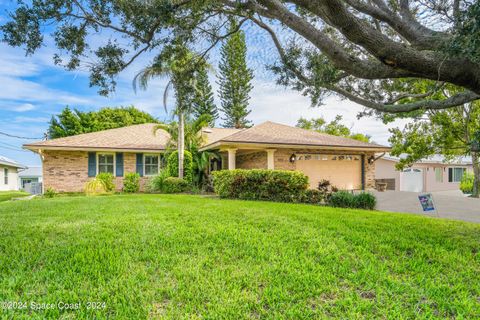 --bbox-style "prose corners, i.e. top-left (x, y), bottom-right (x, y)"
top-left (23, 122), bottom-right (390, 193)
top-left (0, 155), bottom-right (26, 191)
top-left (18, 166), bottom-right (43, 191)
top-left (375, 154), bottom-right (473, 192)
